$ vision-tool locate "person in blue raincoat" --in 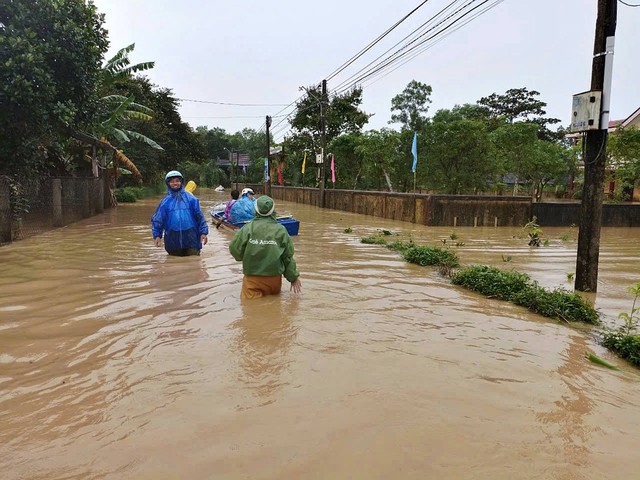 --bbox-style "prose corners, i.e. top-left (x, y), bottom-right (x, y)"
top-left (229, 188), bottom-right (256, 223)
top-left (151, 170), bottom-right (208, 256)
